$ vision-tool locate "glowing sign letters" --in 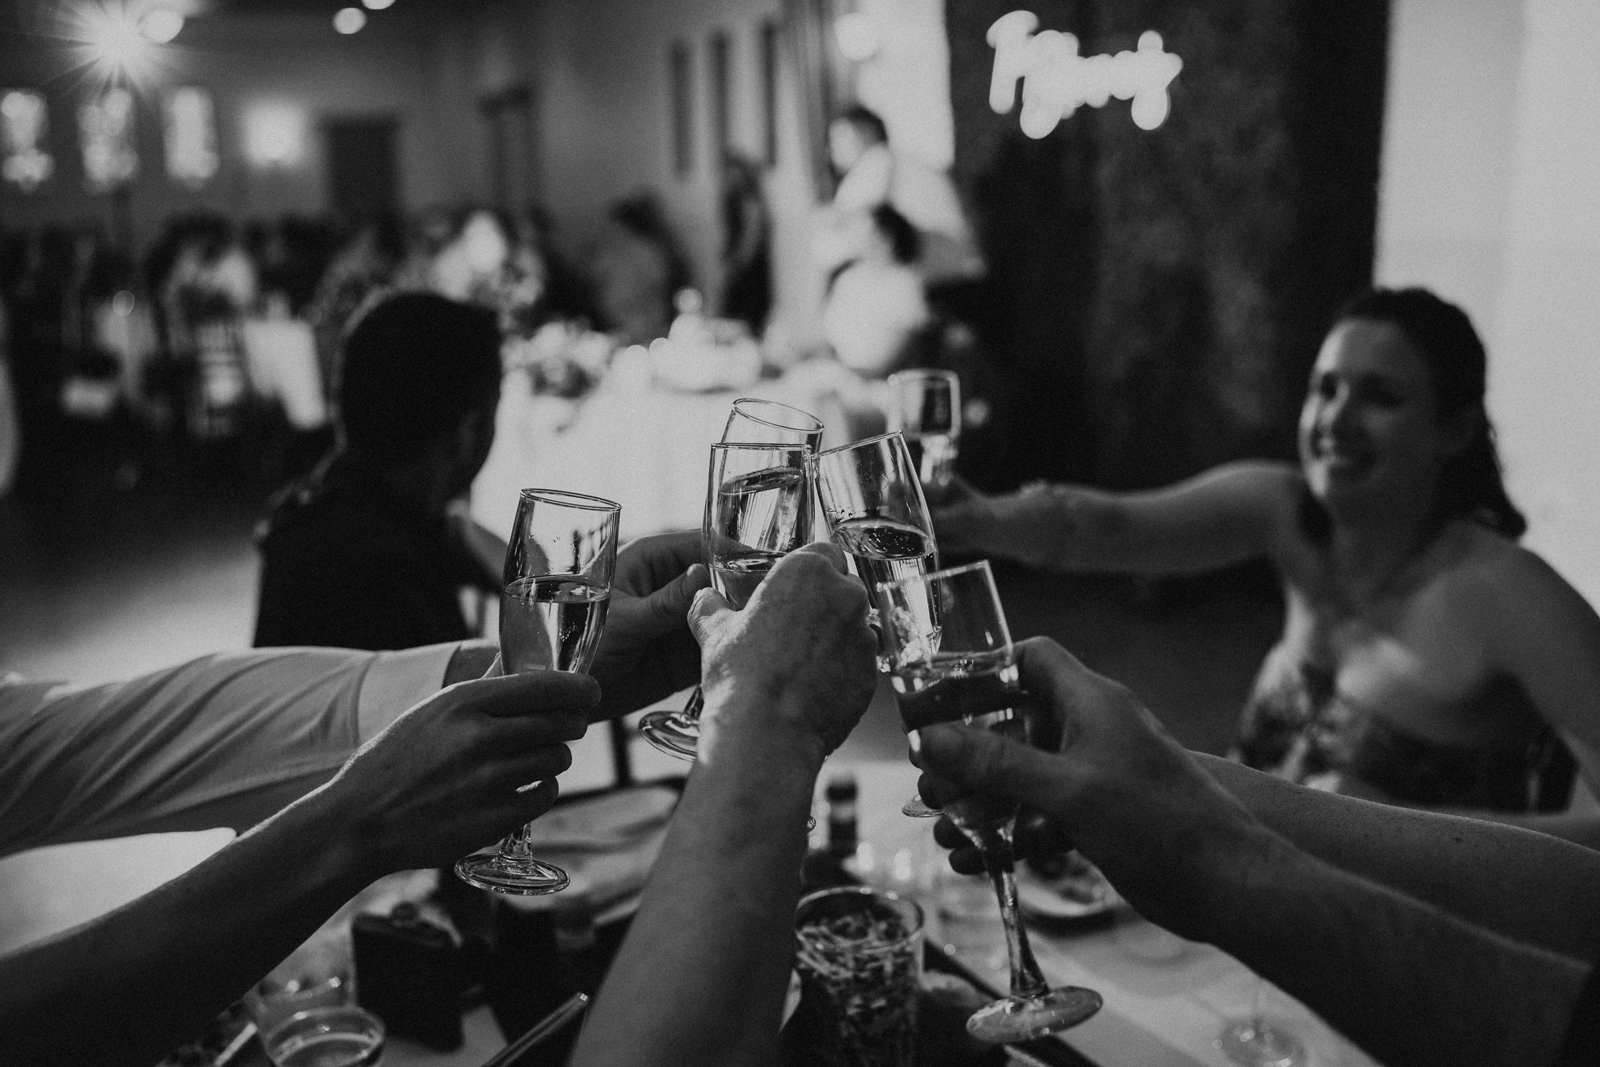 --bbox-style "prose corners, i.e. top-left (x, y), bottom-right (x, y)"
top-left (987, 11), bottom-right (1182, 136)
